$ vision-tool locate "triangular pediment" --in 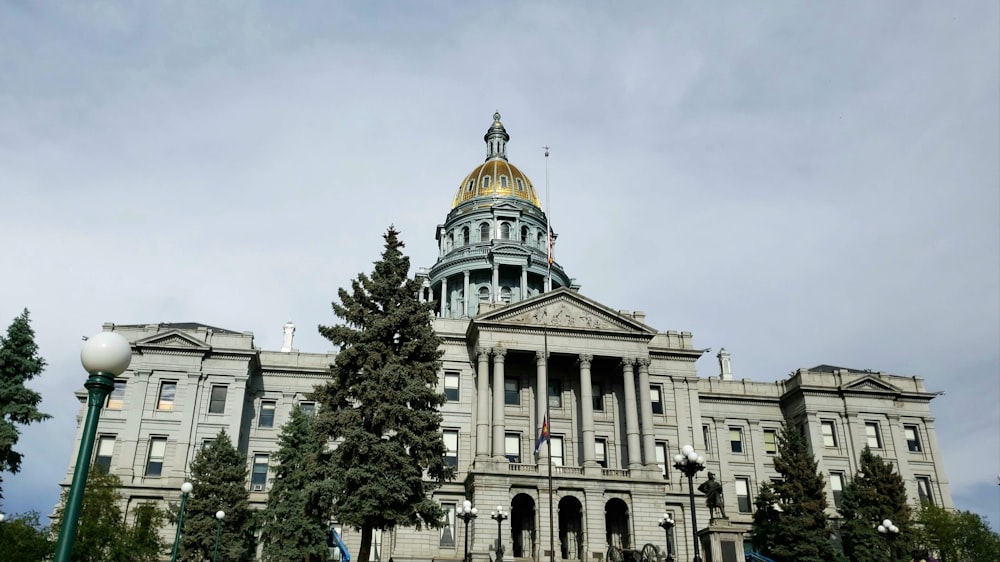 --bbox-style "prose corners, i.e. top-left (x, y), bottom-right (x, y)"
top-left (135, 330), bottom-right (210, 350)
top-left (475, 288), bottom-right (657, 336)
top-left (841, 375), bottom-right (900, 394)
